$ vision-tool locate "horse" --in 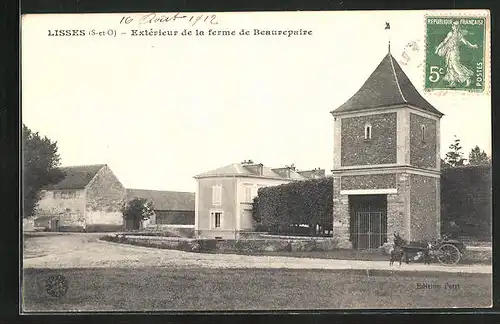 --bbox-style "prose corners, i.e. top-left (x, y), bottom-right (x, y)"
top-left (389, 232), bottom-right (431, 266)
top-left (389, 232), bottom-right (406, 266)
